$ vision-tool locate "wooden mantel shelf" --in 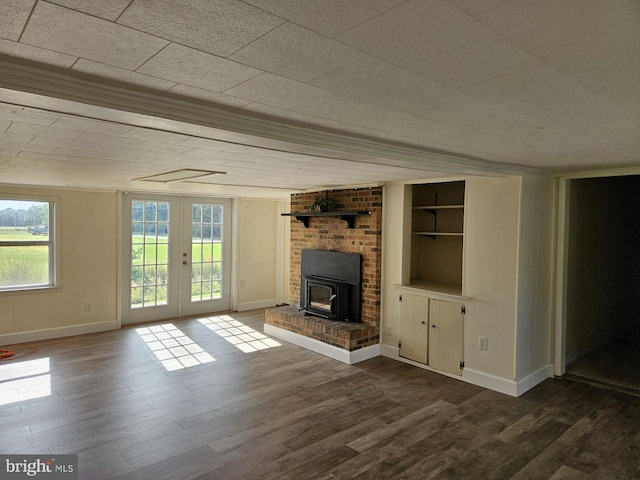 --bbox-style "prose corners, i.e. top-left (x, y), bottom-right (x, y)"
top-left (282, 211), bottom-right (371, 228)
